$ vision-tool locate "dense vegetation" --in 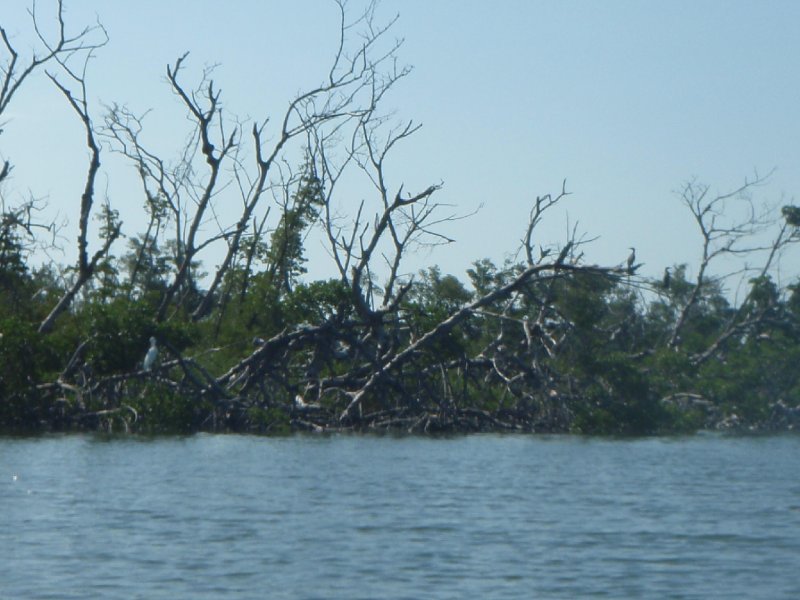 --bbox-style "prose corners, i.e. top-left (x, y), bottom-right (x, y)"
top-left (2, 2), bottom-right (799, 435)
